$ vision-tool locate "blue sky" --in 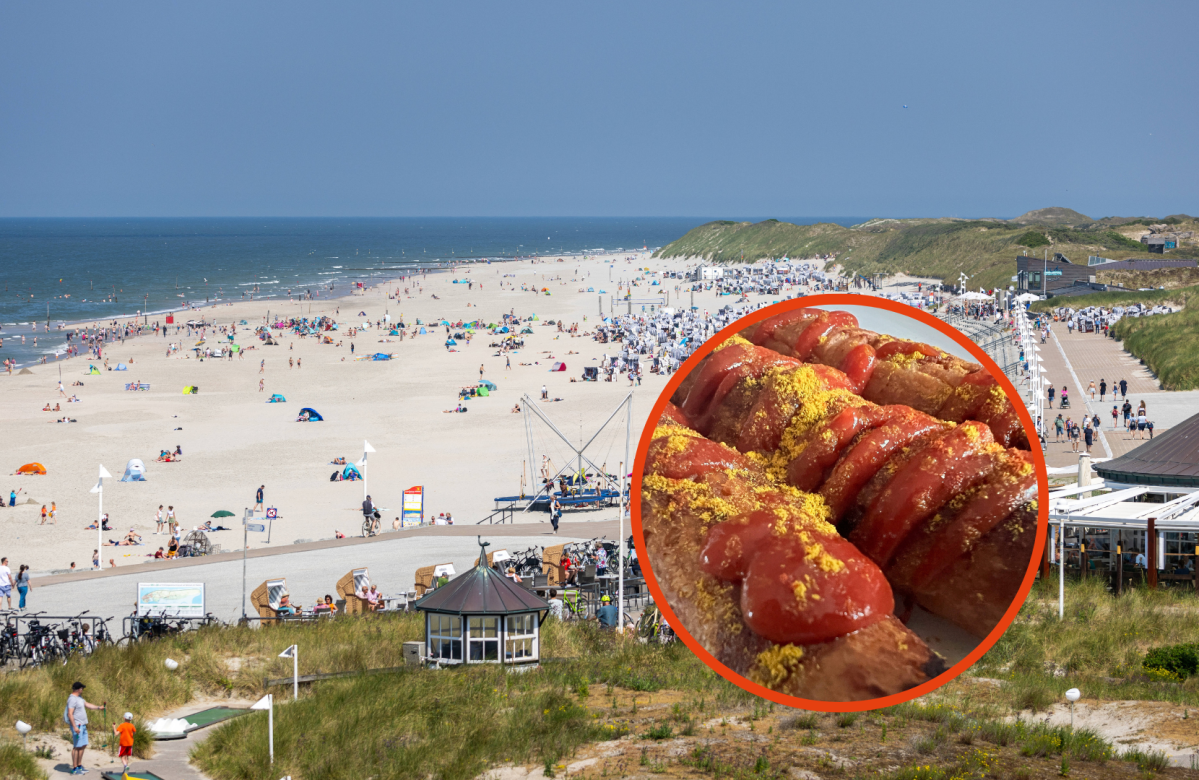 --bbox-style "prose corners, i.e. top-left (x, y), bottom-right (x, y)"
top-left (1, 1), bottom-right (1195, 218)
